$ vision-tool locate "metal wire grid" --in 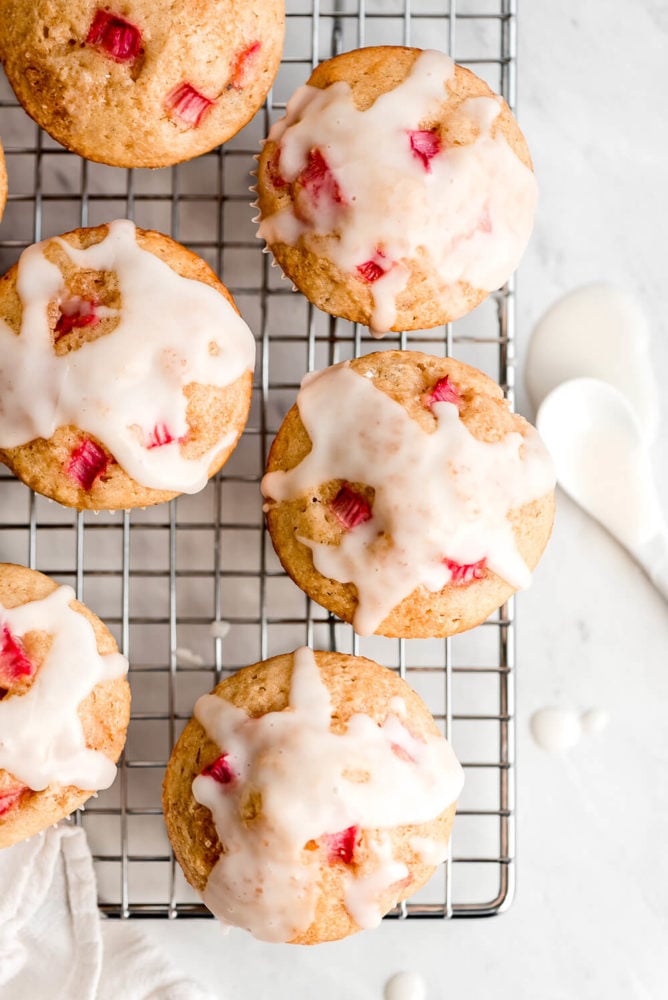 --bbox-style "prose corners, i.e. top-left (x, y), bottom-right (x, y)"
top-left (0, 0), bottom-right (518, 919)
